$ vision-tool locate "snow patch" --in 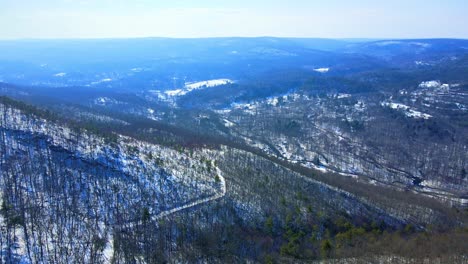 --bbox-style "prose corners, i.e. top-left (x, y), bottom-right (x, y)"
top-left (185, 79), bottom-right (233, 90)
top-left (223, 119), bottom-right (235, 127)
top-left (165, 89), bottom-right (185, 96)
top-left (94, 97), bottom-right (113, 106)
top-left (411, 42), bottom-right (431, 48)
top-left (232, 102), bottom-right (258, 115)
top-left (419, 80), bottom-right (441, 88)
top-left (163, 79), bottom-right (234, 98)
top-left (90, 78), bottom-right (113, 86)
top-left (337, 93), bottom-right (351, 99)
top-left (418, 81), bottom-right (451, 94)
top-left (381, 102), bottom-right (432, 119)
top-left (418, 80), bottom-right (451, 89)
top-left (415, 61), bottom-right (430, 66)
top-left (313, 67), bottom-right (330, 73)
top-left (214, 109), bottom-right (232, 114)
top-left (375, 41), bottom-right (402, 46)
top-left (266, 97), bottom-right (279, 106)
